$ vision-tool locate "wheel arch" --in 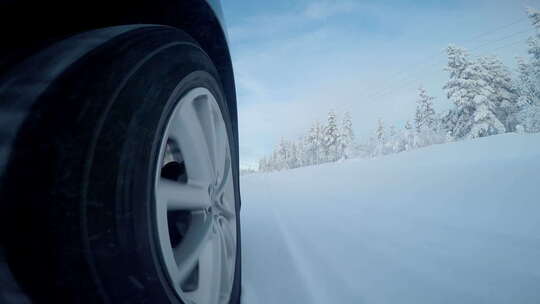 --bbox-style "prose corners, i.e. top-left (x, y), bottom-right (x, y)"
top-left (0, 0), bottom-right (239, 177)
